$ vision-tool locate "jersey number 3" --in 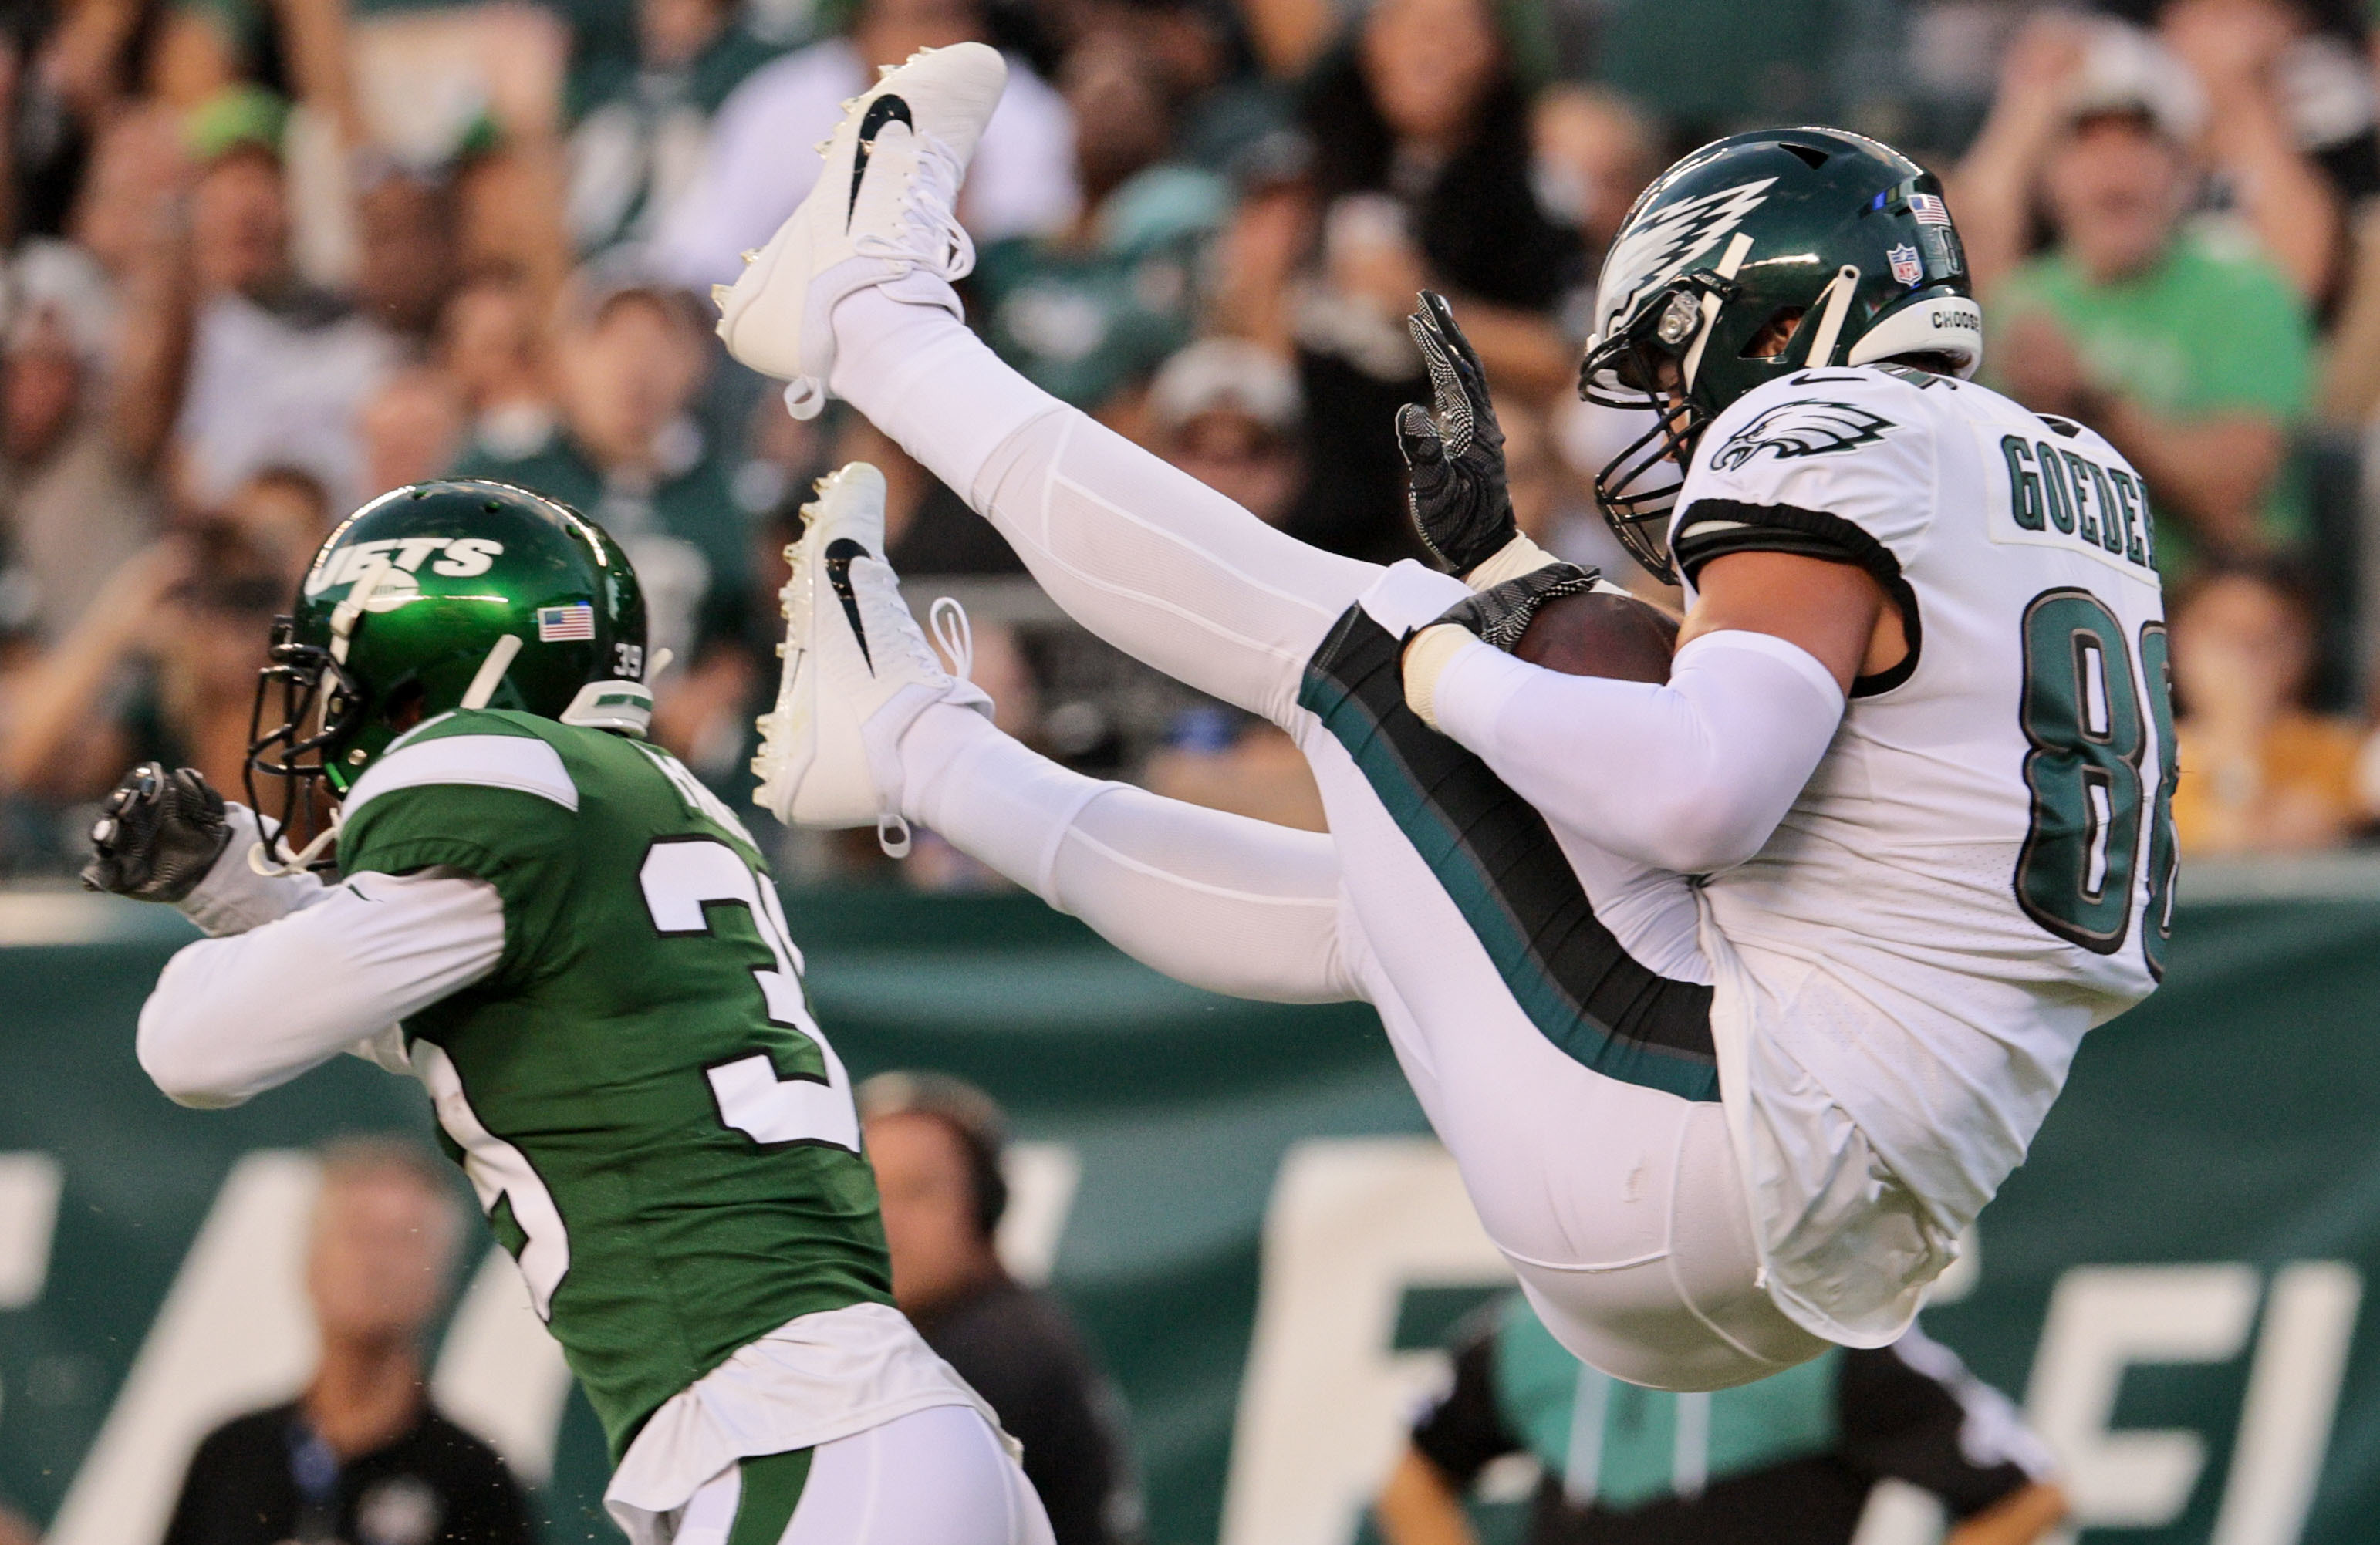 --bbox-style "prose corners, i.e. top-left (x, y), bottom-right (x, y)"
top-left (419, 840), bottom-right (857, 1327)
top-left (2014, 589), bottom-right (2178, 977)
top-left (642, 838), bottom-right (862, 1152)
